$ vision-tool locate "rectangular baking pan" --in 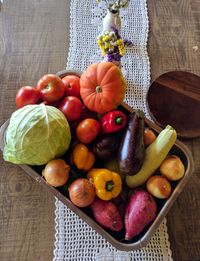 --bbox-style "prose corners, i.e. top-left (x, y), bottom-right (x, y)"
top-left (0, 71), bottom-right (194, 251)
